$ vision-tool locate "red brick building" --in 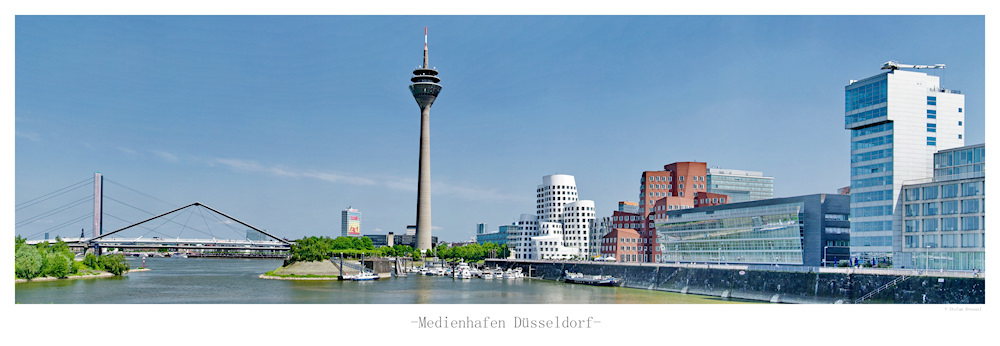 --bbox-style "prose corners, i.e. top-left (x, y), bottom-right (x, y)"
top-left (626, 161), bottom-right (731, 262)
top-left (599, 228), bottom-right (645, 263)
